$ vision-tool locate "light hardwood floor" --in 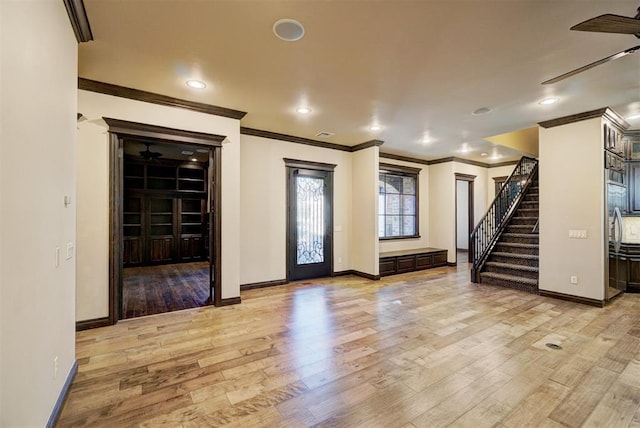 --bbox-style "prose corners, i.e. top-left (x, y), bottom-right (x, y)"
top-left (58, 263), bottom-right (640, 427)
